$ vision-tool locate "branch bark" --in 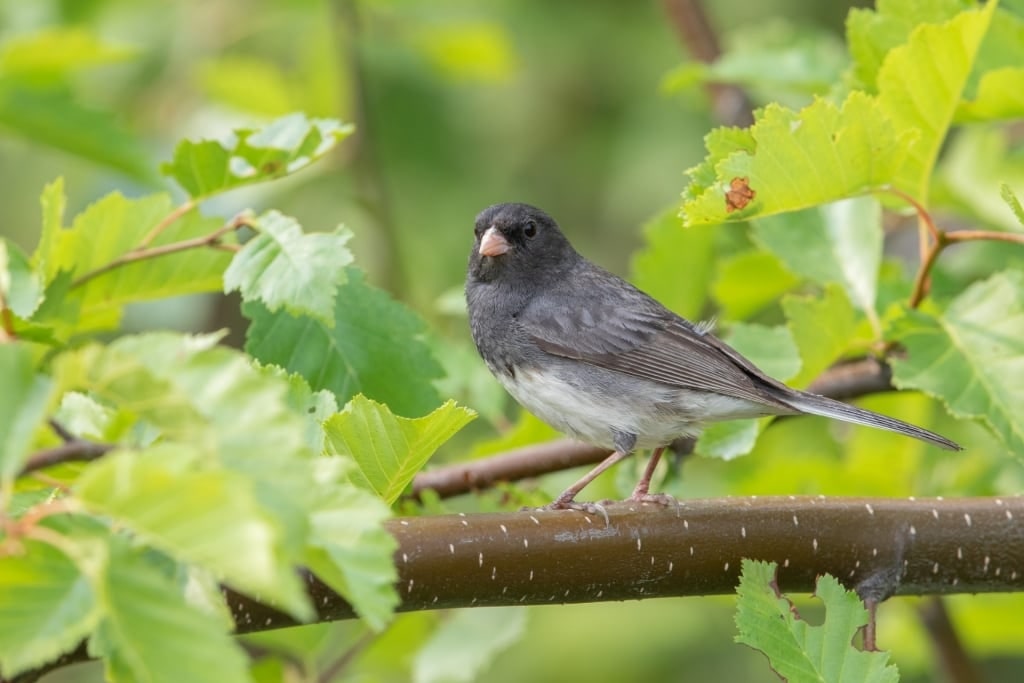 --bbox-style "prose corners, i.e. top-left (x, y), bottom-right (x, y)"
top-left (9, 496), bottom-right (1022, 682)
